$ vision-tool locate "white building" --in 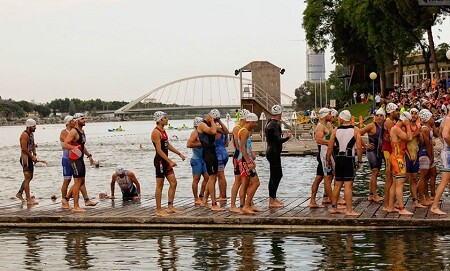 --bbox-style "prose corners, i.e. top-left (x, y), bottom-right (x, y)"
top-left (306, 47), bottom-right (326, 82)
